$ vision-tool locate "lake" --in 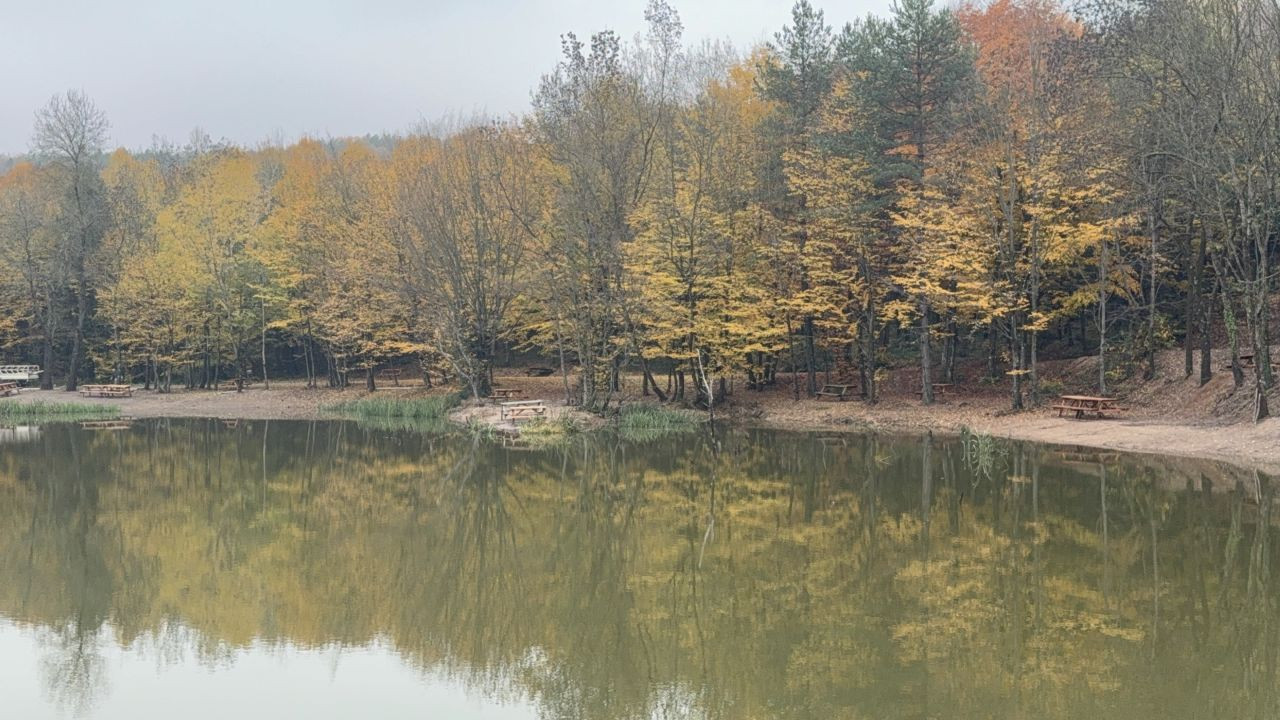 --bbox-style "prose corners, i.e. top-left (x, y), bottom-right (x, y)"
top-left (1, 419), bottom-right (1275, 719)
